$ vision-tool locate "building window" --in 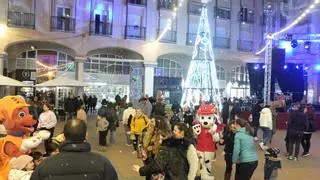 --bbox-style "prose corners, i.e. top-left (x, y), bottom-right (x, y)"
top-left (215, 7), bottom-right (231, 19)
top-left (155, 59), bottom-right (183, 77)
top-left (16, 50), bottom-right (73, 71)
top-left (7, 0), bottom-right (35, 29)
top-left (86, 54), bottom-right (131, 75)
top-left (216, 65), bottom-right (225, 80)
top-left (239, 7), bottom-right (254, 24)
top-left (232, 66), bottom-right (249, 82)
top-left (188, 1), bottom-right (204, 15)
top-left (158, 0), bottom-right (177, 10)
